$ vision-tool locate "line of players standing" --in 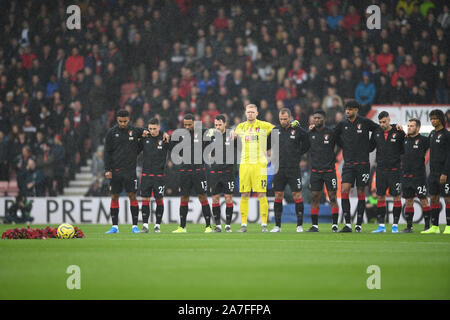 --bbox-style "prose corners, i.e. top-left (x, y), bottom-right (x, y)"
top-left (102, 102), bottom-right (450, 234)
